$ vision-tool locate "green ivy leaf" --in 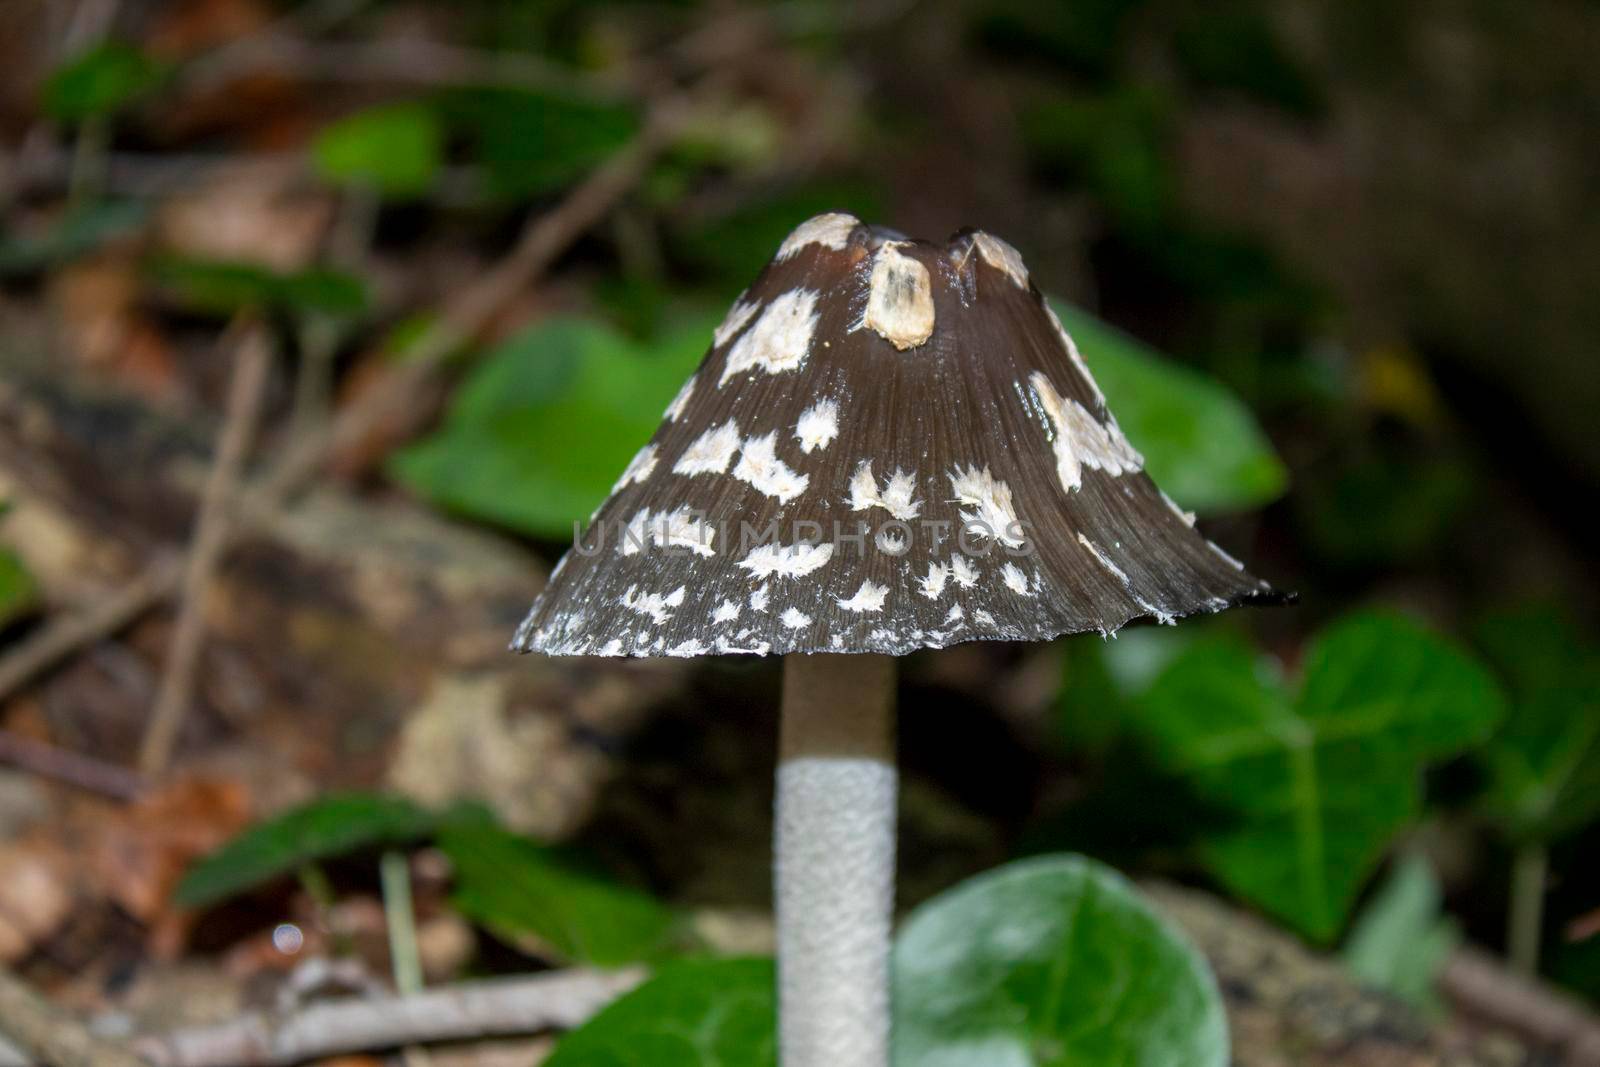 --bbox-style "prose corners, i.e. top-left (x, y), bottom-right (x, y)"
top-left (43, 41), bottom-right (165, 123)
top-left (894, 854), bottom-right (1228, 1067)
top-left (438, 819), bottom-right (678, 967)
top-left (390, 312), bottom-right (714, 537)
top-left (544, 959), bottom-right (776, 1067)
top-left (174, 793), bottom-right (437, 908)
top-left (1131, 612), bottom-right (1504, 941)
top-left (312, 103), bottom-right (444, 196)
top-left (147, 257), bottom-right (369, 318)
top-left (1341, 853), bottom-right (1458, 1013)
top-left (1050, 299), bottom-right (1287, 515)
top-left (1474, 607), bottom-right (1600, 843)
